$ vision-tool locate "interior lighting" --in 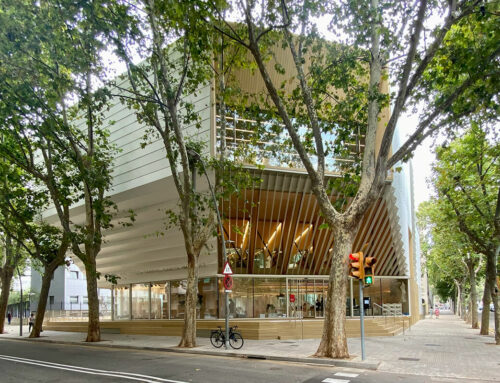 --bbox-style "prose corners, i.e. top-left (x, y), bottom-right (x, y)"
top-left (267, 222), bottom-right (282, 245)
